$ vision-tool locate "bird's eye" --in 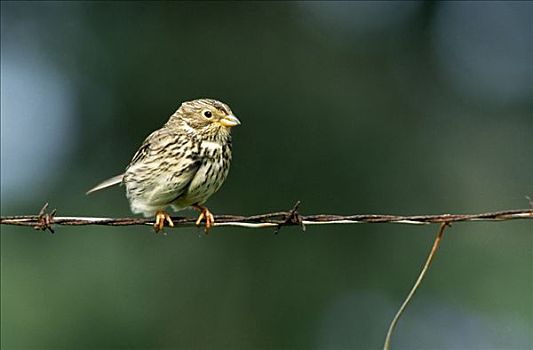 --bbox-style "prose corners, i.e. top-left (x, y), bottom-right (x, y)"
top-left (203, 110), bottom-right (212, 118)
